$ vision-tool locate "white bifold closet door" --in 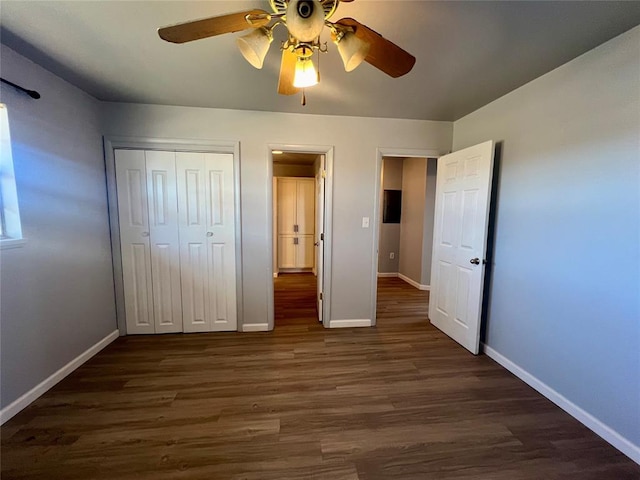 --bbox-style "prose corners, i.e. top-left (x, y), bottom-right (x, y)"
top-left (115, 150), bottom-right (182, 334)
top-left (115, 149), bottom-right (237, 334)
top-left (176, 152), bottom-right (237, 333)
